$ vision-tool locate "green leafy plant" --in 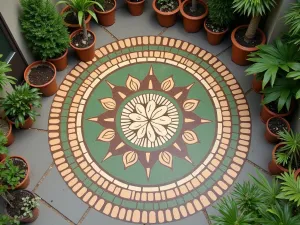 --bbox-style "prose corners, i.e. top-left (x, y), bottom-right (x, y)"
top-left (0, 215), bottom-right (20, 225)
top-left (21, 196), bottom-right (41, 218)
top-left (20, 0), bottom-right (70, 60)
top-left (0, 55), bottom-right (16, 91)
top-left (207, 0), bottom-right (234, 28)
top-left (0, 130), bottom-right (8, 156)
top-left (284, 0), bottom-right (300, 47)
top-left (232, 0), bottom-right (276, 42)
top-left (57, 0), bottom-right (103, 41)
top-left (276, 130), bottom-right (300, 169)
top-left (0, 83), bottom-right (41, 128)
top-left (0, 158), bottom-right (26, 188)
top-left (277, 171), bottom-right (300, 207)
